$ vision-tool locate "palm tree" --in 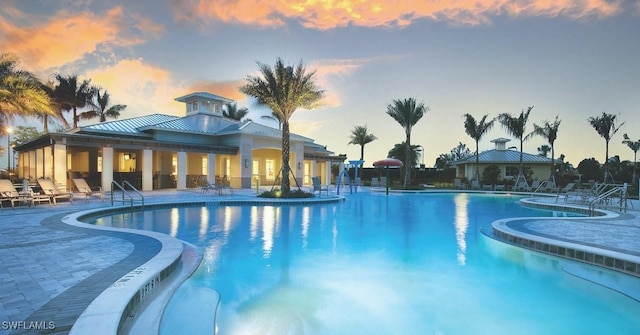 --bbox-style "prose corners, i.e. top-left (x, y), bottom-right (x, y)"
top-left (587, 112), bottom-right (624, 182)
top-left (498, 106), bottom-right (534, 186)
top-left (622, 133), bottom-right (640, 185)
top-left (348, 125), bottom-right (377, 162)
top-left (79, 88), bottom-right (126, 122)
top-left (386, 98), bottom-right (428, 188)
top-left (240, 58), bottom-right (324, 193)
top-left (38, 80), bottom-right (70, 133)
top-left (463, 113), bottom-right (495, 181)
top-left (537, 145), bottom-right (551, 157)
top-left (54, 74), bottom-right (92, 128)
top-left (388, 142), bottom-right (420, 168)
top-left (532, 115), bottom-right (561, 182)
top-left (223, 103), bottom-right (249, 121)
top-left (0, 53), bottom-right (55, 120)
